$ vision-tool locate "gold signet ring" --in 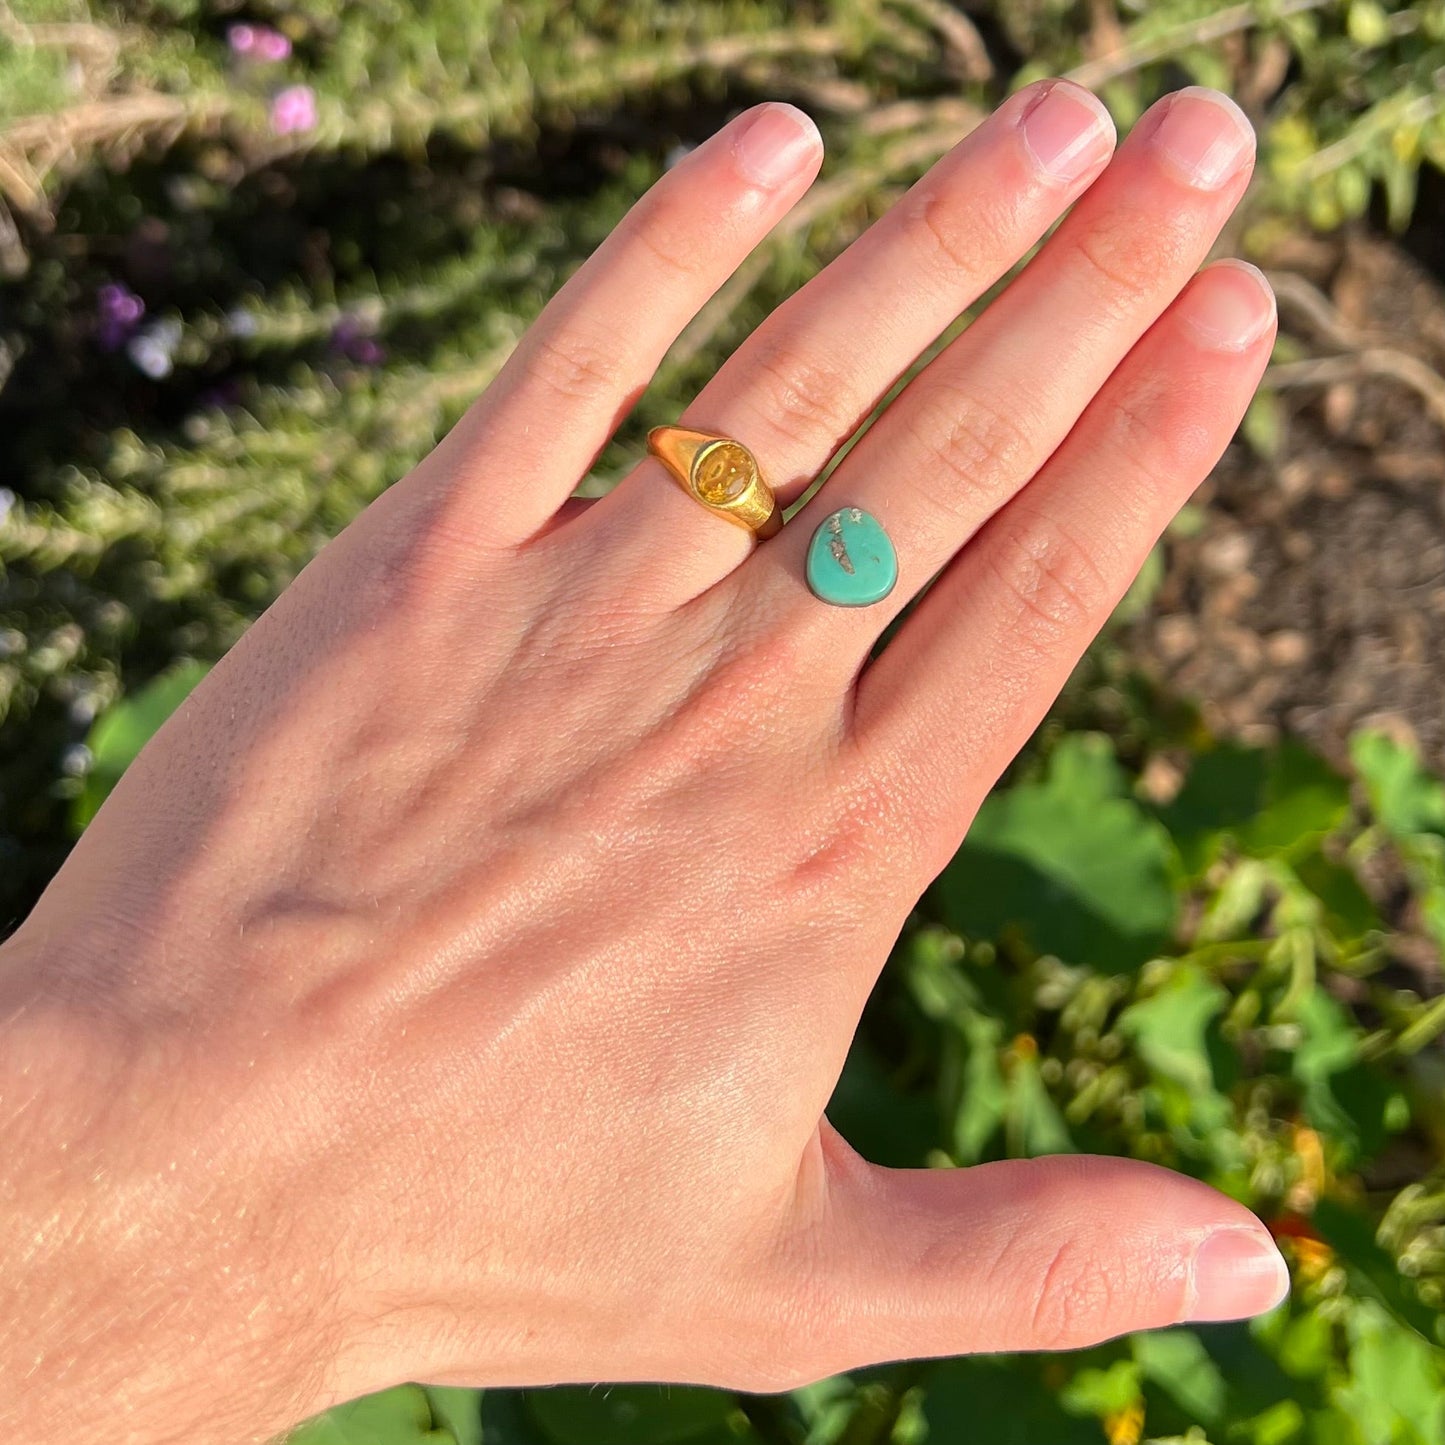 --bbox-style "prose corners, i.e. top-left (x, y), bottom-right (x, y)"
top-left (646, 427), bottom-right (783, 539)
